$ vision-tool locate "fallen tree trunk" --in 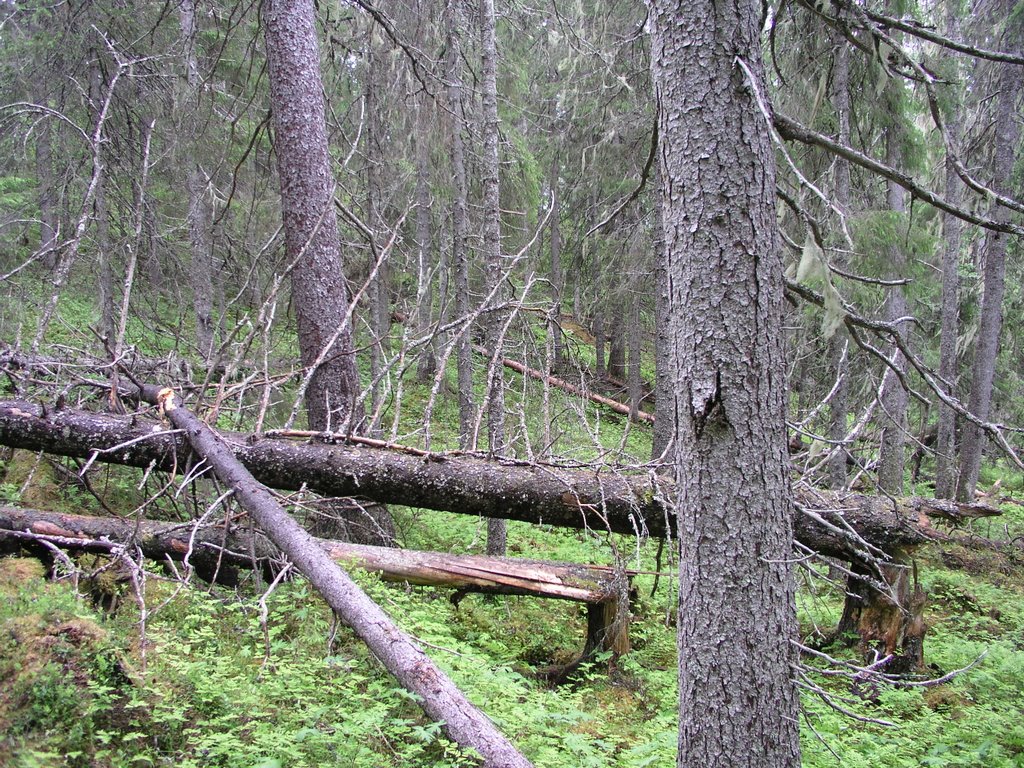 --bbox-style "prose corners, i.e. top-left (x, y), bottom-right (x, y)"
top-left (0, 399), bottom-right (944, 561)
top-left (0, 505), bottom-right (632, 660)
top-left (129, 386), bottom-right (534, 768)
